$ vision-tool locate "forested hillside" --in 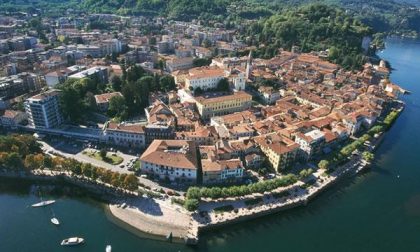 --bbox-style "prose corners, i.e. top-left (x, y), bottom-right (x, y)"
top-left (243, 4), bottom-right (372, 69)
